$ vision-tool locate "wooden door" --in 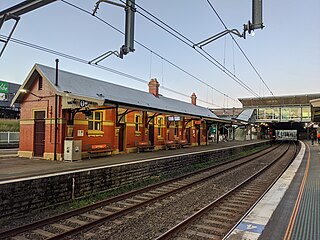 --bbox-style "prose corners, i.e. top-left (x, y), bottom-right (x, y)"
top-left (186, 128), bottom-right (191, 143)
top-left (148, 125), bottom-right (154, 146)
top-left (34, 111), bottom-right (45, 157)
top-left (118, 124), bottom-right (125, 152)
